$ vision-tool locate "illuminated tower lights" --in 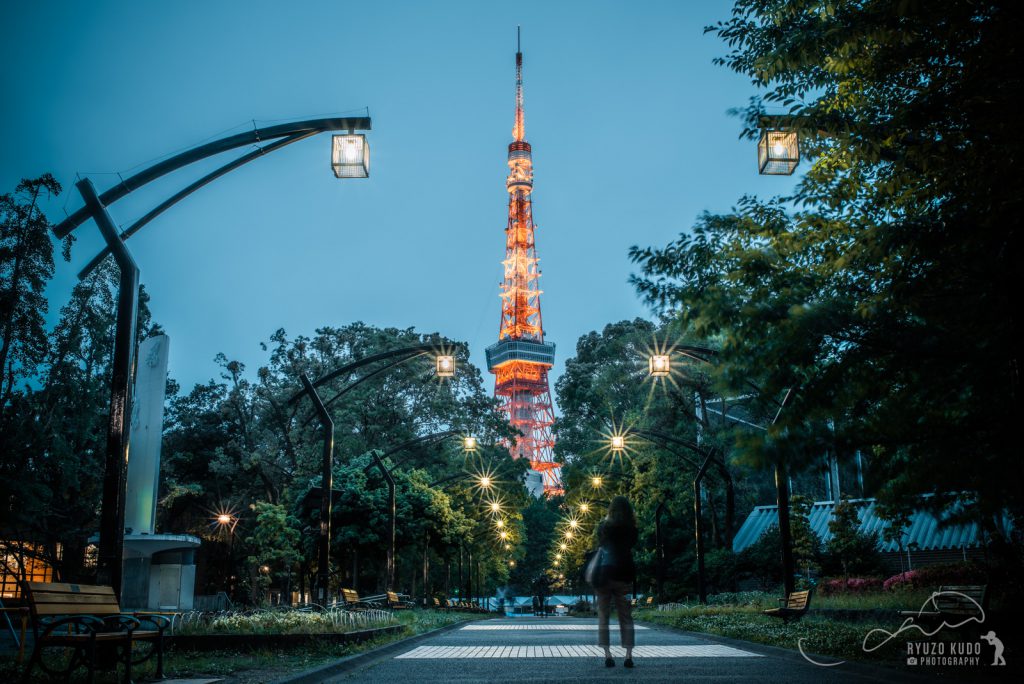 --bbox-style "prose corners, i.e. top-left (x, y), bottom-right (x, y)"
top-left (485, 31), bottom-right (561, 496)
